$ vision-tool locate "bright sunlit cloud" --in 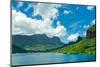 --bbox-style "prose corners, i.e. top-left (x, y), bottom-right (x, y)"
top-left (86, 6), bottom-right (95, 10)
top-left (12, 2), bottom-right (96, 43)
top-left (12, 9), bottom-right (67, 38)
top-left (67, 33), bottom-right (79, 42)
